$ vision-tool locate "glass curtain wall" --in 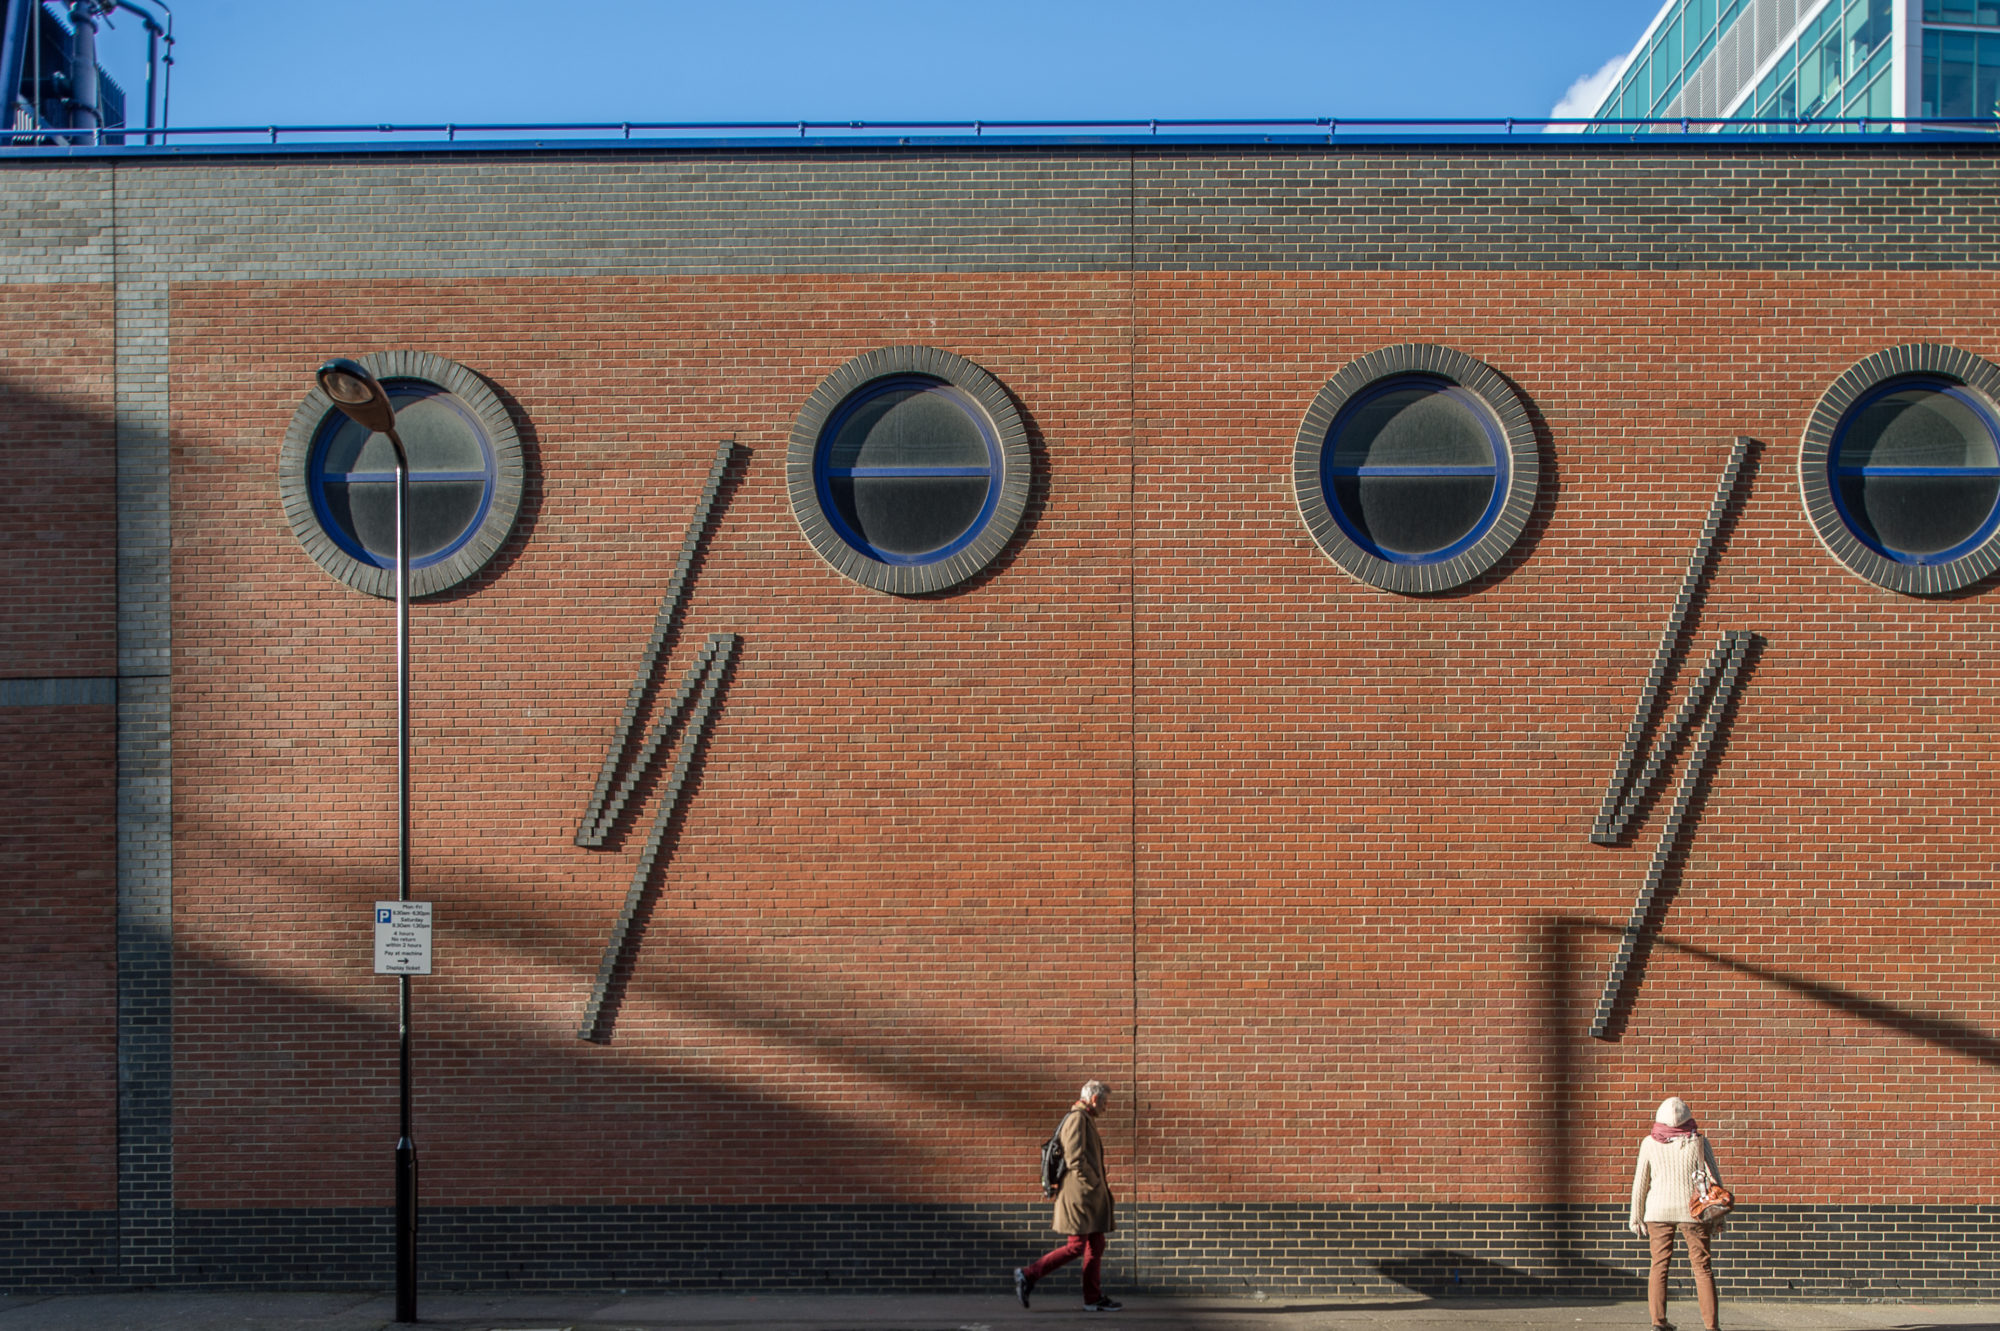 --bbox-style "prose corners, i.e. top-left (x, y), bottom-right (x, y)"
top-left (1594, 0), bottom-right (2000, 130)
top-left (1922, 0), bottom-right (2000, 118)
top-left (1926, 0), bottom-right (2000, 24)
top-left (1590, 0), bottom-right (1751, 131)
top-left (1725, 0), bottom-right (1894, 130)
